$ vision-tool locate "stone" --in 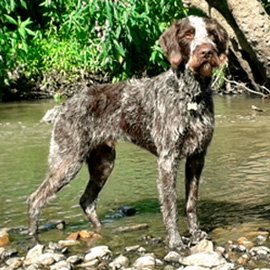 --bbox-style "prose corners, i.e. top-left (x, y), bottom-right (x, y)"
top-left (179, 251), bottom-right (226, 268)
top-left (25, 244), bottom-right (44, 264)
top-left (84, 245), bottom-right (112, 262)
top-left (190, 239), bottom-right (214, 254)
top-left (109, 254), bottom-right (129, 269)
top-left (212, 263), bottom-right (234, 270)
top-left (0, 230), bottom-right (10, 247)
top-left (5, 257), bottom-right (23, 268)
top-left (256, 235), bottom-right (267, 245)
top-left (26, 263), bottom-right (40, 270)
top-left (78, 259), bottom-right (99, 268)
top-left (133, 254), bottom-right (155, 269)
top-left (164, 251), bottom-right (182, 263)
top-left (58, 239), bottom-right (80, 246)
top-left (249, 246), bottom-right (270, 256)
top-left (184, 266), bottom-right (209, 270)
top-left (125, 245), bottom-right (140, 252)
top-left (0, 247), bottom-right (5, 259)
top-left (50, 260), bottom-right (72, 270)
top-left (246, 231), bottom-right (269, 237)
top-left (66, 255), bottom-right (83, 264)
top-left (237, 237), bottom-right (254, 249)
top-left (112, 224), bottom-right (149, 234)
top-left (37, 253), bottom-right (56, 266)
